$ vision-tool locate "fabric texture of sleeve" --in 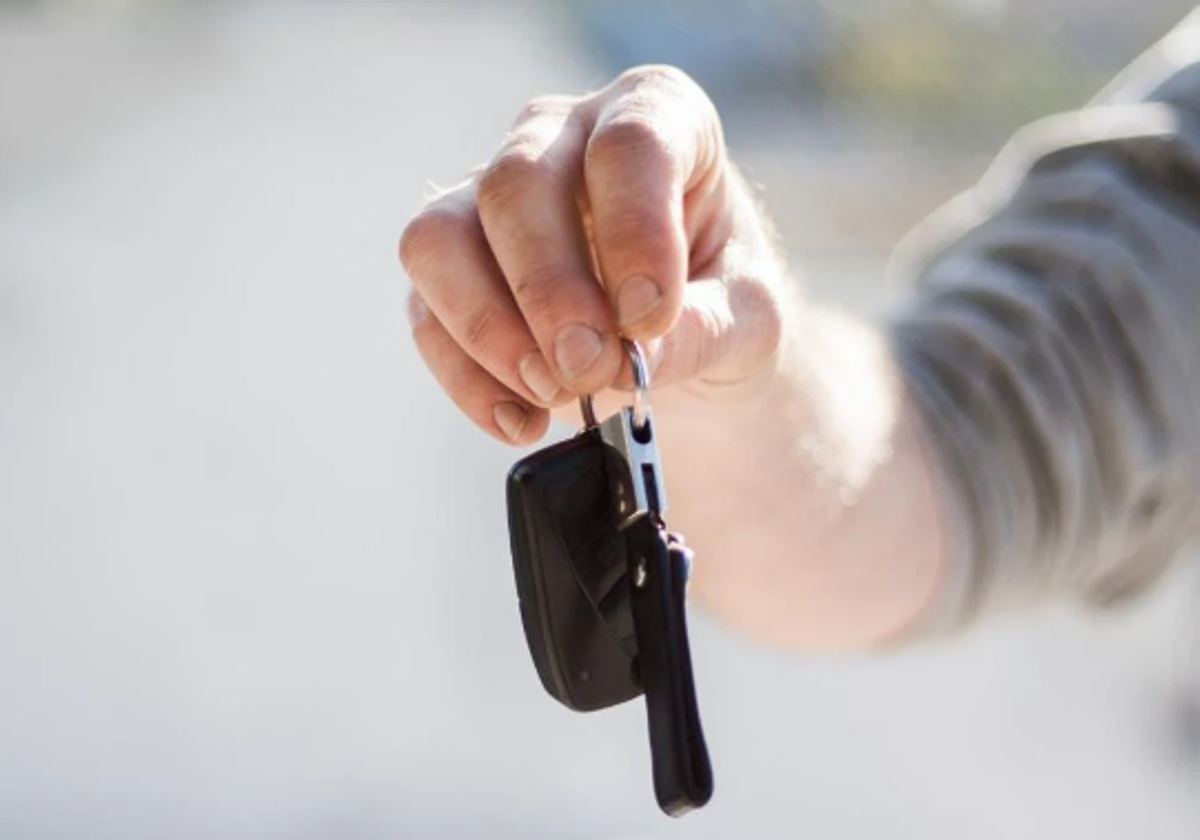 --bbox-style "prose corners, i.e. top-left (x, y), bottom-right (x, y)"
top-left (889, 8), bottom-right (1200, 634)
